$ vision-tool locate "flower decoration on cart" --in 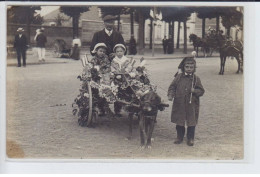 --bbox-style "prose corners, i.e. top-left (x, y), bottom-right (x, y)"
top-left (72, 54), bottom-right (157, 125)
